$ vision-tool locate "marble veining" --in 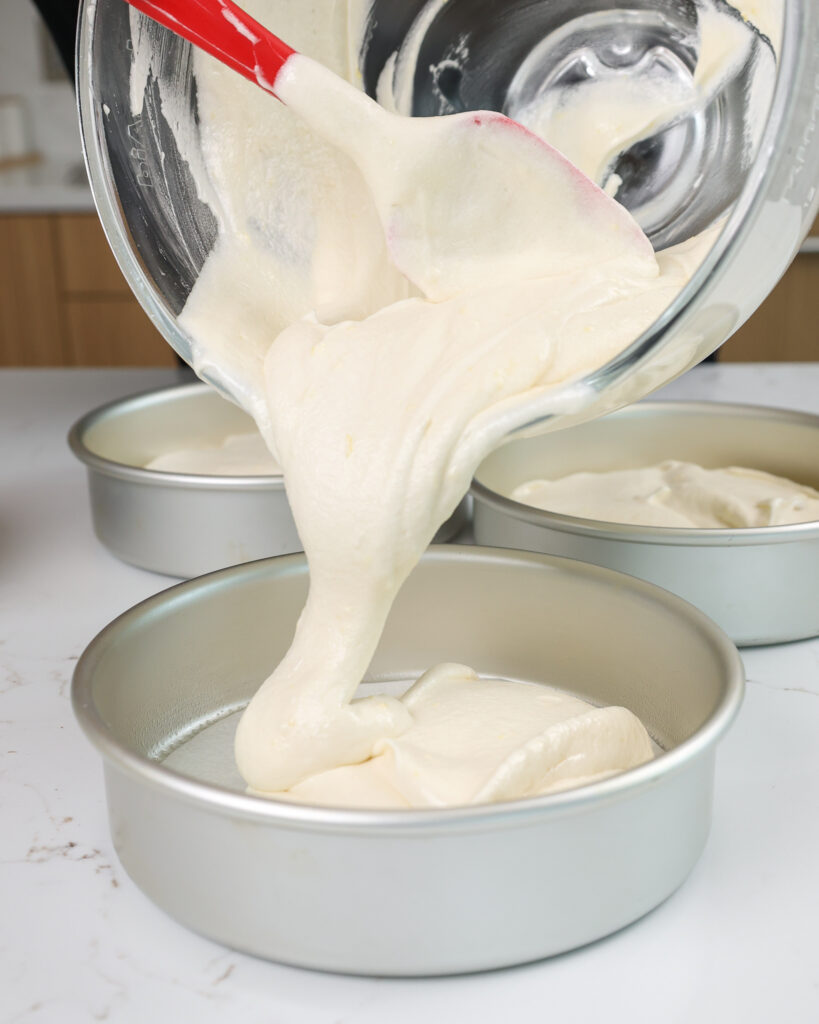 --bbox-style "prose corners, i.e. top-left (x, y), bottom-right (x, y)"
top-left (1, 366), bottom-right (818, 1023)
